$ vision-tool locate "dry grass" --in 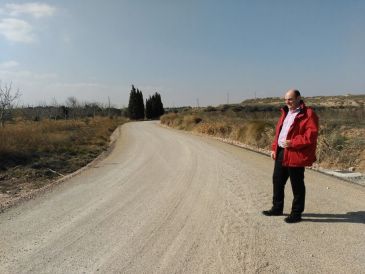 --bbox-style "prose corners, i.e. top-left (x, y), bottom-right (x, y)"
top-left (195, 121), bottom-right (232, 137)
top-left (317, 126), bottom-right (365, 170)
top-left (230, 120), bottom-right (274, 148)
top-left (160, 113), bottom-right (180, 127)
top-left (160, 113), bottom-right (202, 130)
top-left (0, 117), bottom-right (127, 194)
top-left (161, 101), bottom-right (365, 172)
top-left (162, 111), bottom-right (275, 149)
